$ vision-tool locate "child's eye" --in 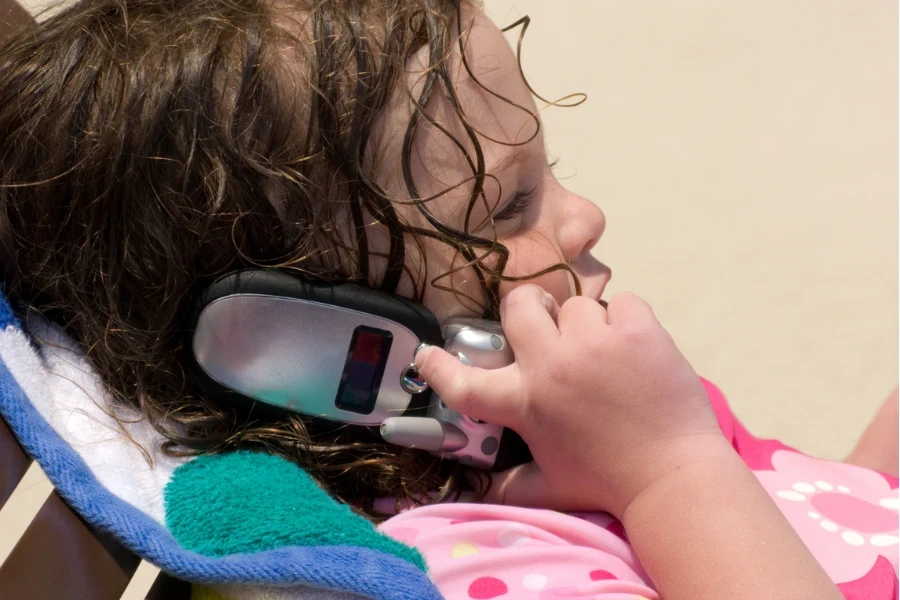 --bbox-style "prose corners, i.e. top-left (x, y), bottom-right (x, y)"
top-left (494, 184), bottom-right (538, 222)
